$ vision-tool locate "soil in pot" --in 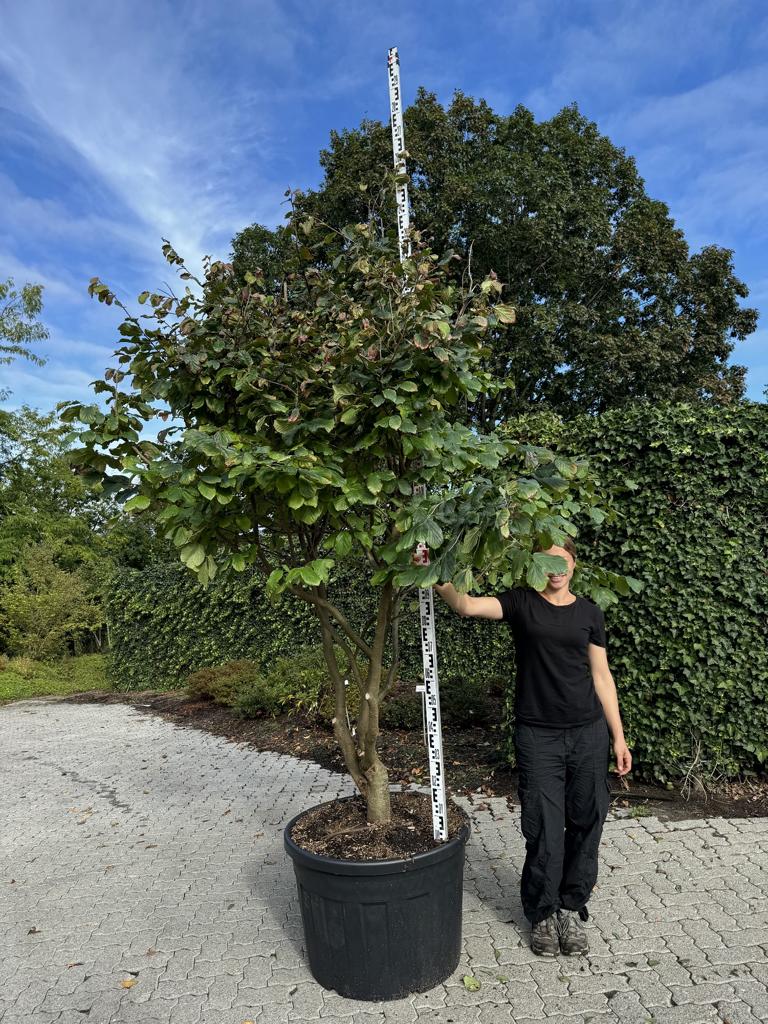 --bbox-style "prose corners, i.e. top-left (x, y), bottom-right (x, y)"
top-left (288, 790), bottom-right (469, 860)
